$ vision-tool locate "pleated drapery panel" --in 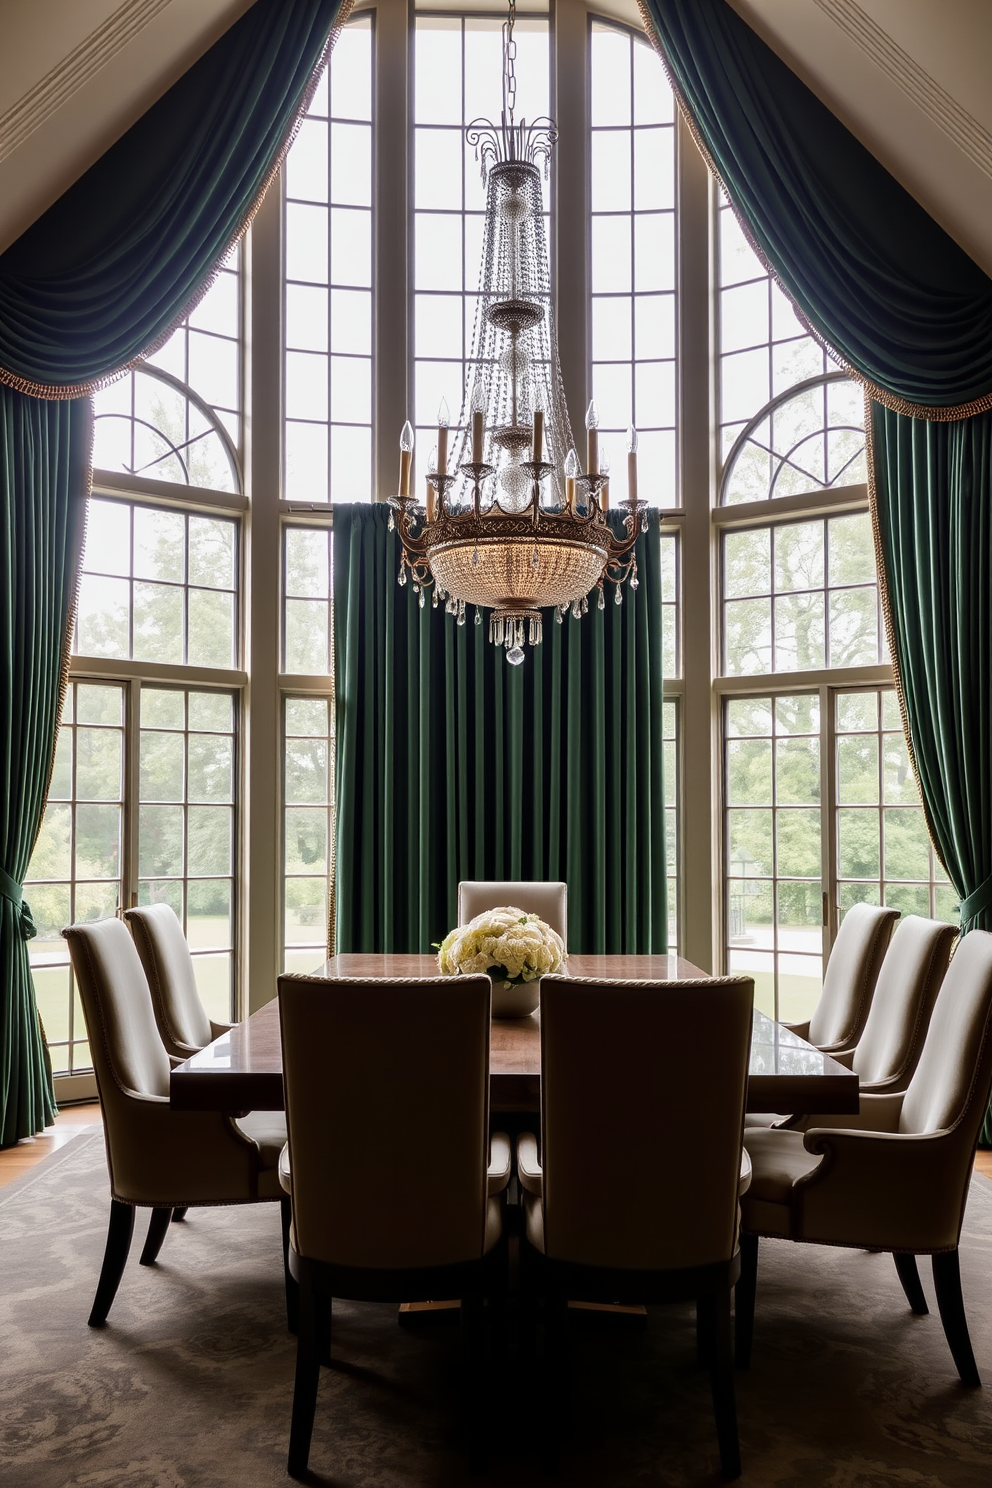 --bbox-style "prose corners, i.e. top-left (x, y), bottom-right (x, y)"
top-left (640, 0), bottom-right (992, 418)
top-left (871, 404), bottom-right (992, 935)
top-left (0, 0), bottom-right (347, 397)
top-left (0, 0), bottom-right (347, 1144)
top-left (0, 391), bottom-right (91, 1146)
top-left (333, 503), bottom-right (667, 956)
